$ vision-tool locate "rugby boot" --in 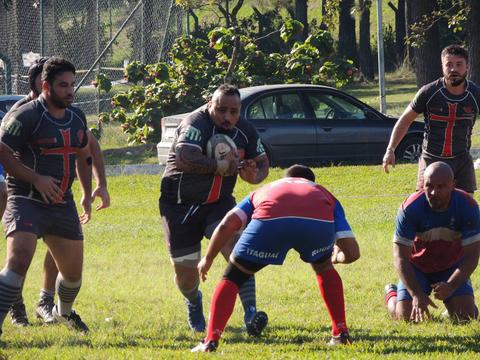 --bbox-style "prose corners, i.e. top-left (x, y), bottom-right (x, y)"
top-left (185, 291), bottom-right (206, 332)
top-left (245, 309), bottom-right (268, 336)
top-left (328, 331), bottom-right (353, 345)
top-left (10, 301), bottom-right (29, 326)
top-left (191, 339), bottom-right (218, 353)
top-left (36, 296), bottom-right (56, 324)
top-left (52, 305), bottom-right (89, 333)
